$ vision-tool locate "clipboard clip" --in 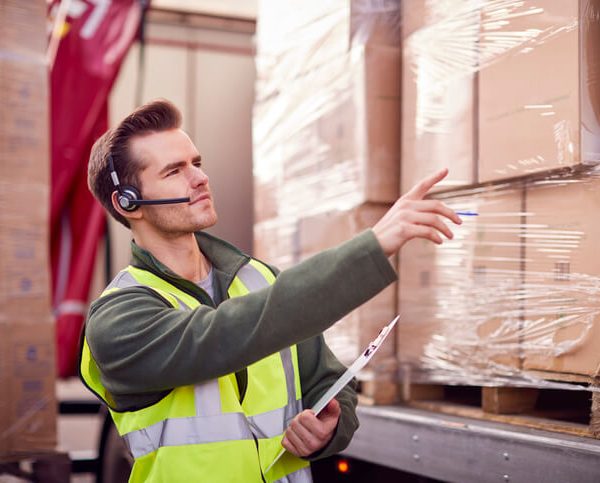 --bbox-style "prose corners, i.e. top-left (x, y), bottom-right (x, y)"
top-left (363, 315), bottom-right (399, 357)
